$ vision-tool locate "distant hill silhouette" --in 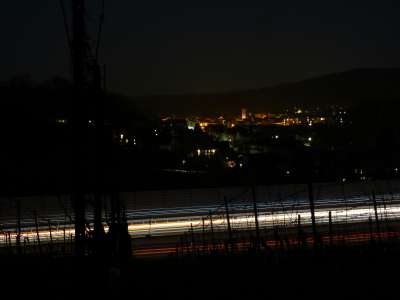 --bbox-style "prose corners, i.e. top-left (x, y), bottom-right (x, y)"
top-left (132, 68), bottom-right (400, 116)
top-left (0, 75), bottom-right (152, 128)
